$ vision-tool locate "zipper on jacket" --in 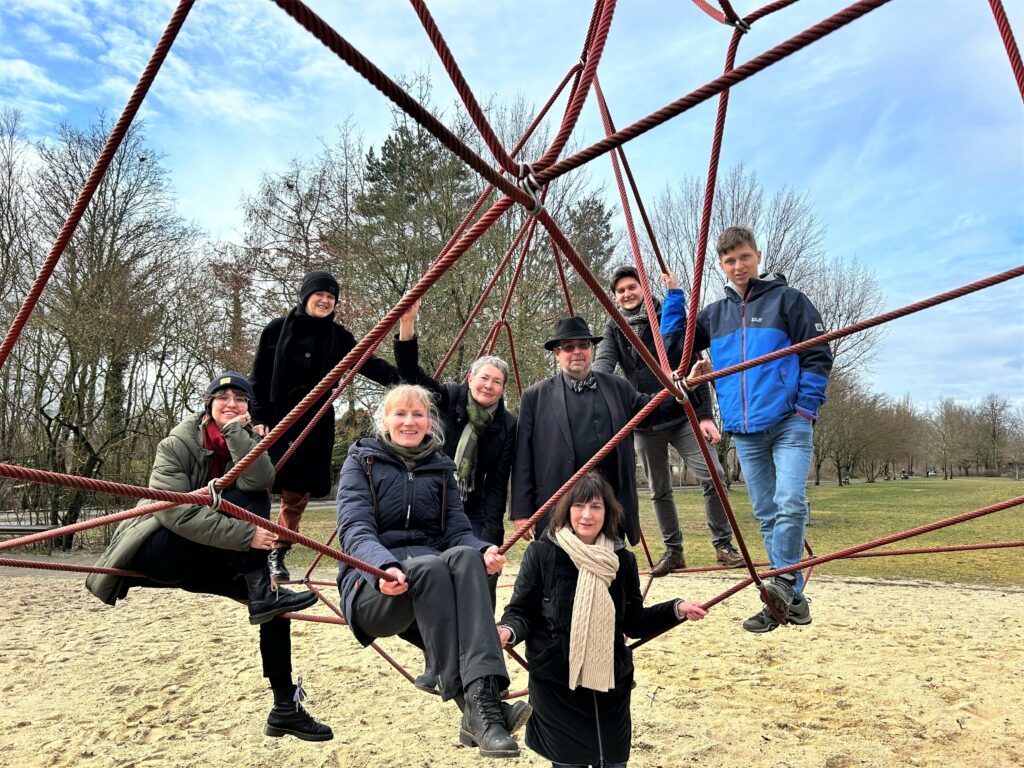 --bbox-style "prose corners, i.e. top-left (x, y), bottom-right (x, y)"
top-left (741, 293), bottom-right (749, 432)
top-left (404, 471), bottom-right (414, 528)
top-left (592, 691), bottom-right (605, 768)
